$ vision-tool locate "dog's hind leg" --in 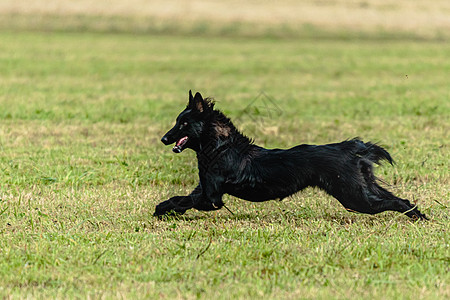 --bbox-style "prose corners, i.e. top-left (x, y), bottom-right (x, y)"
top-left (327, 160), bottom-right (427, 220)
top-left (359, 160), bottom-right (428, 220)
top-left (364, 182), bottom-right (428, 220)
top-left (332, 184), bottom-right (427, 220)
